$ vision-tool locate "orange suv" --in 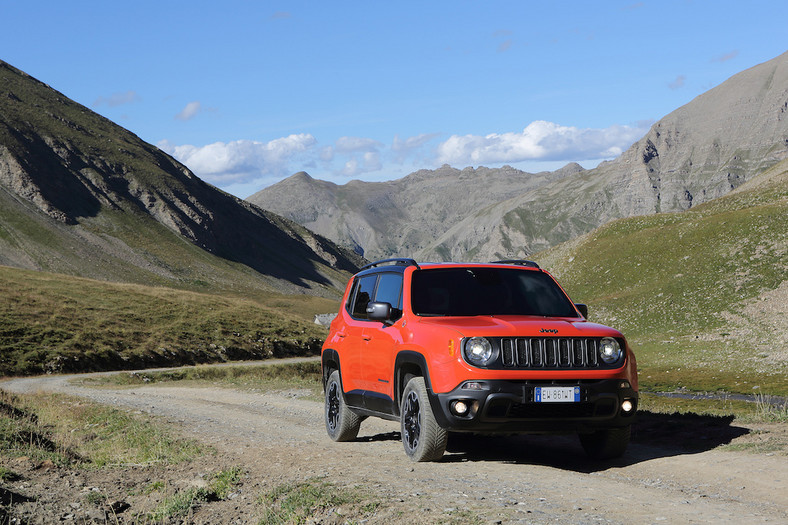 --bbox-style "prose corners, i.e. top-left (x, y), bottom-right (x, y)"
top-left (321, 259), bottom-right (638, 461)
